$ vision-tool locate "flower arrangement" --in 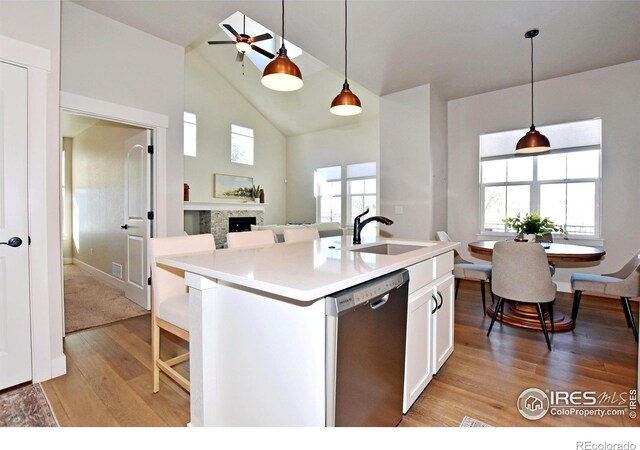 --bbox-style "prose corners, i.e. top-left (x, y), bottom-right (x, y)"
top-left (502, 212), bottom-right (568, 240)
